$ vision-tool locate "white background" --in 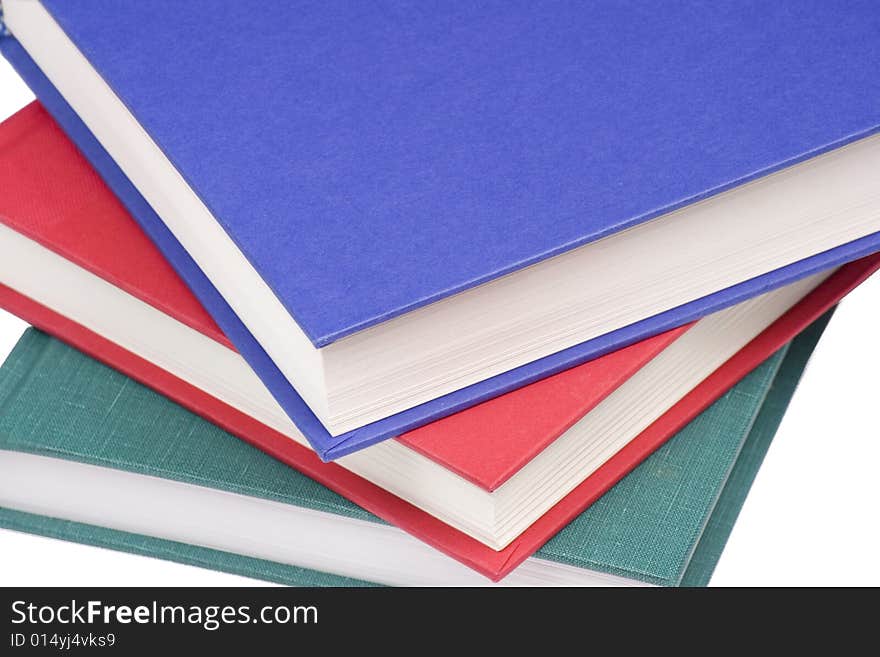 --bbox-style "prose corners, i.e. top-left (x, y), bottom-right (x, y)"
top-left (1, 59), bottom-right (878, 587)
